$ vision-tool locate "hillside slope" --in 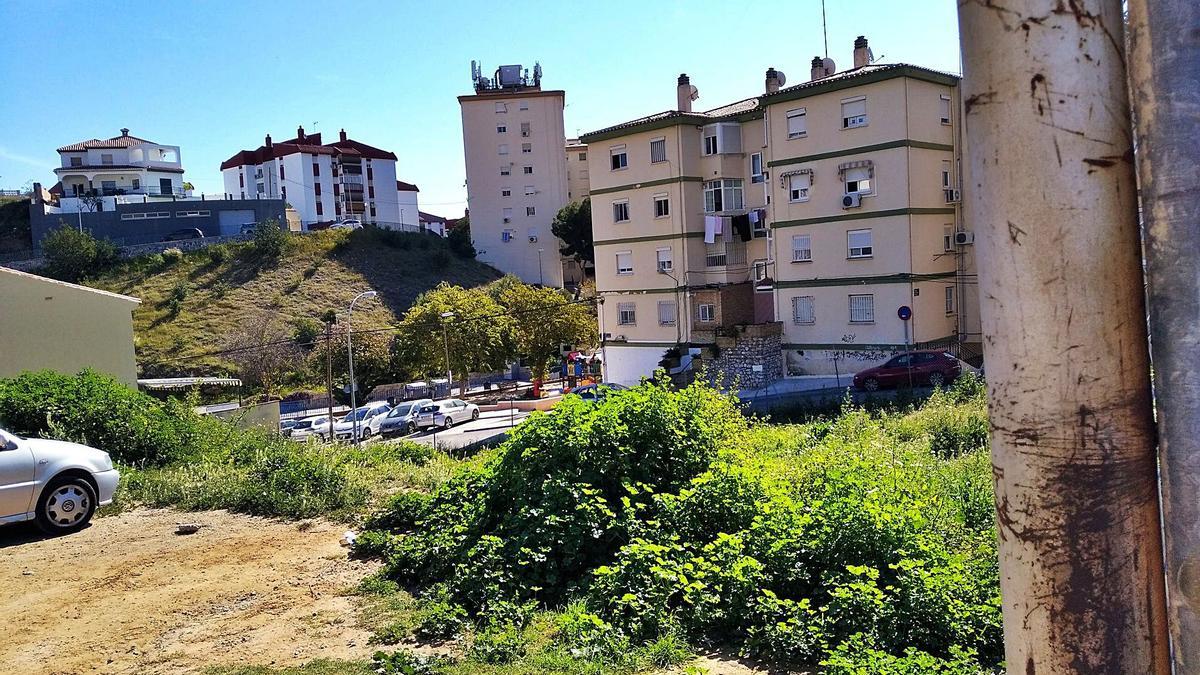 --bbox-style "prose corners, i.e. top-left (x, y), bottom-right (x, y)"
top-left (89, 228), bottom-right (502, 377)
